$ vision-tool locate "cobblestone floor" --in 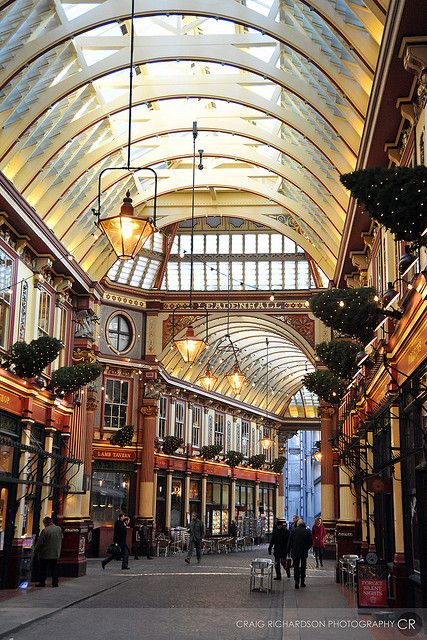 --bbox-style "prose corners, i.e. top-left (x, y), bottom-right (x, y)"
top-left (0, 547), bottom-right (425, 640)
